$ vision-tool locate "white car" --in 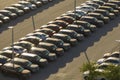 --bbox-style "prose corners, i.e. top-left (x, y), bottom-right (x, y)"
top-left (83, 69), bottom-right (107, 80)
